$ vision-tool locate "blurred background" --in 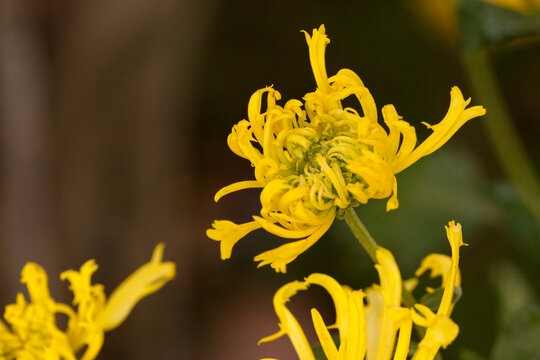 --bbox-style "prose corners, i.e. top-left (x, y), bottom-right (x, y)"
top-left (1, 0), bottom-right (539, 359)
